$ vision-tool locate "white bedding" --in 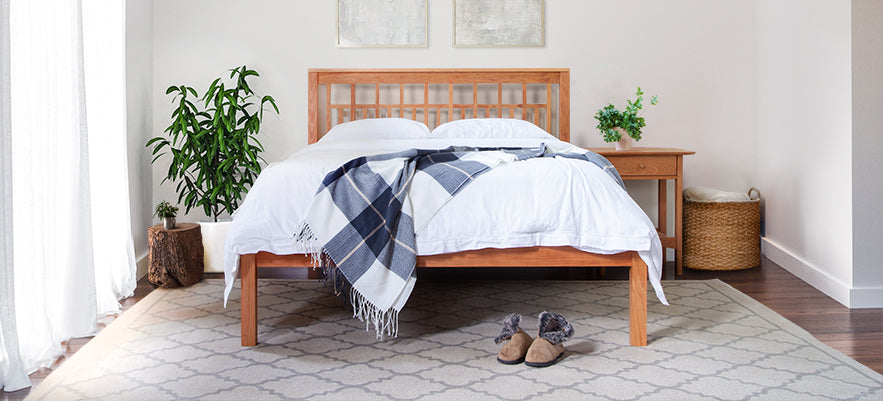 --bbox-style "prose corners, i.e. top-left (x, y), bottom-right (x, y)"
top-left (223, 135), bottom-right (668, 305)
